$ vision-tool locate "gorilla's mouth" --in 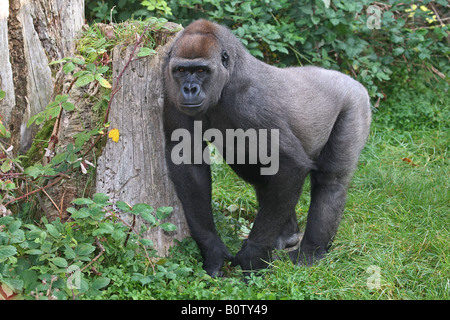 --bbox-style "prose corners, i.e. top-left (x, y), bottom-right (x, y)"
top-left (179, 102), bottom-right (205, 115)
top-left (180, 103), bottom-right (203, 108)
